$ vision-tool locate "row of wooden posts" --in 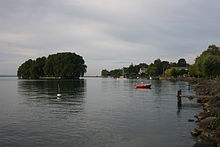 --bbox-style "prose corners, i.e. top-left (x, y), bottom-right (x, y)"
top-left (177, 89), bottom-right (213, 107)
